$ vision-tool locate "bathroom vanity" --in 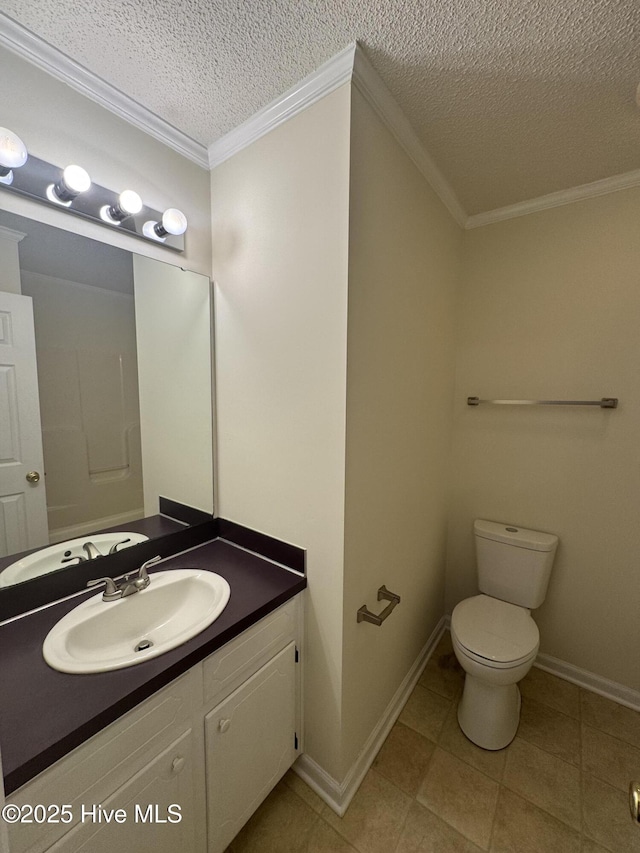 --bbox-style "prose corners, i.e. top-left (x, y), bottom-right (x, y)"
top-left (0, 538), bottom-right (306, 853)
